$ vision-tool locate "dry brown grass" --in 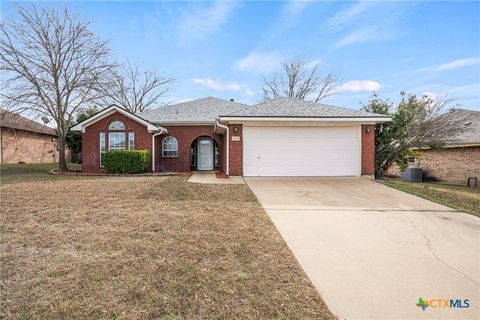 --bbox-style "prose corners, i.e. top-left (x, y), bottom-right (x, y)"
top-left (0, 177), bottom-right (336, 319)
